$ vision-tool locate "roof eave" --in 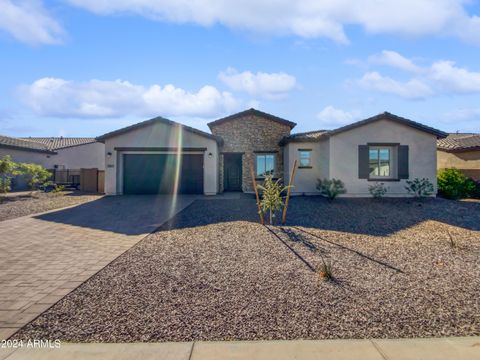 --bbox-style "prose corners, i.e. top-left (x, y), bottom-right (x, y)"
top-left (0, 144), bottom-right (56, 154)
